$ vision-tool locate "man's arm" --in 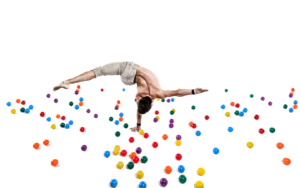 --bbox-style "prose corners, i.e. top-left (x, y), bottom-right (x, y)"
top-left (157, 88), bottom-right (208, 98)
top-left (137, 110), bottom-right (142, 124)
